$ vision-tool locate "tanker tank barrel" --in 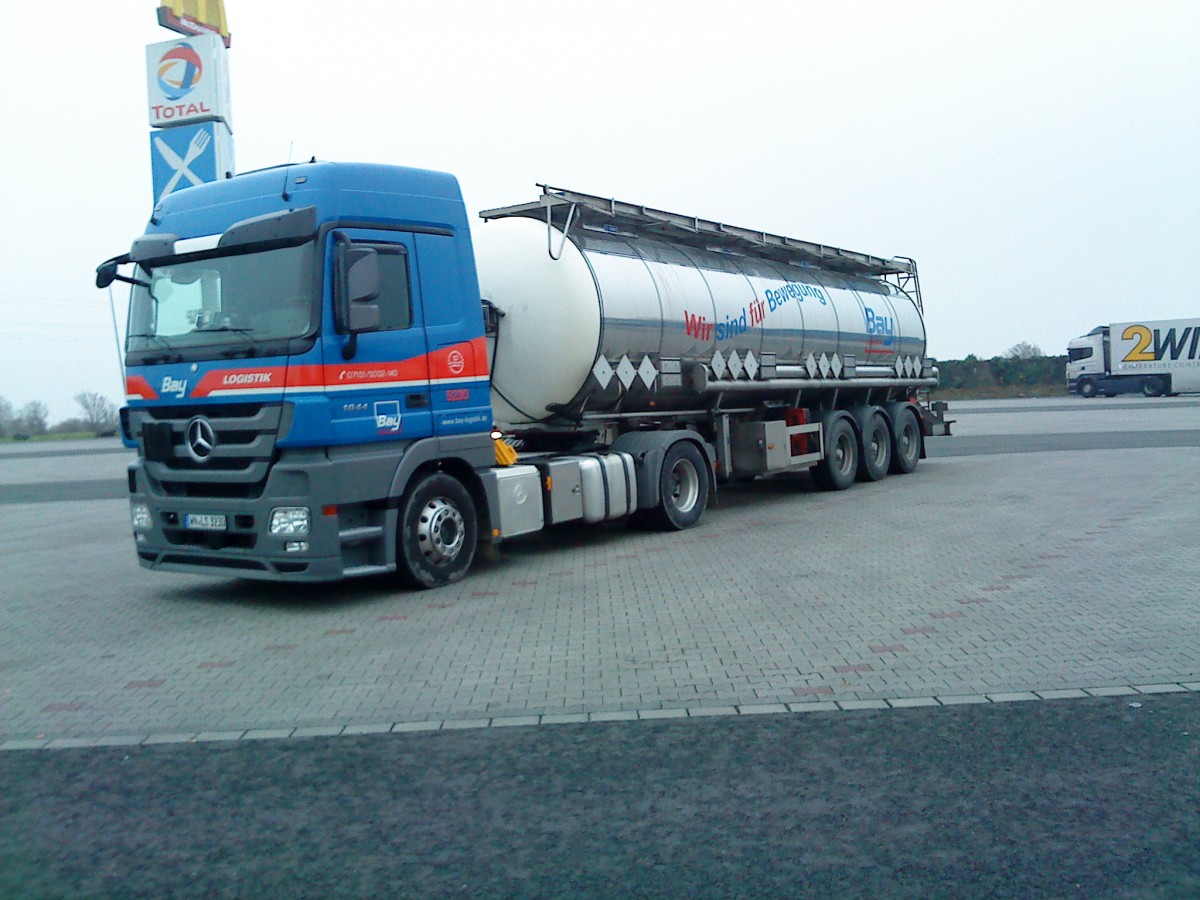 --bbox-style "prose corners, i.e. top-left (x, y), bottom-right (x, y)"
top-left (475, 186), bottom-right (929, 427)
